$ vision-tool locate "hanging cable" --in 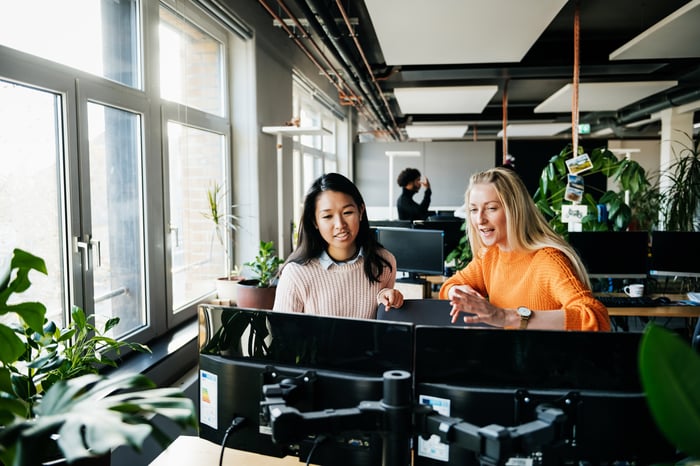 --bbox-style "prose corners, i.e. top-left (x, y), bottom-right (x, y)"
top-left (502, 79), bottom-right (509, 165)
top-left (572, 0), bottom-right (581, 156)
